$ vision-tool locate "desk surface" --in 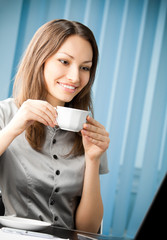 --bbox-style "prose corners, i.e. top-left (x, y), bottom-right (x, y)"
top-left (0, 224), bottom-right (132, 240)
